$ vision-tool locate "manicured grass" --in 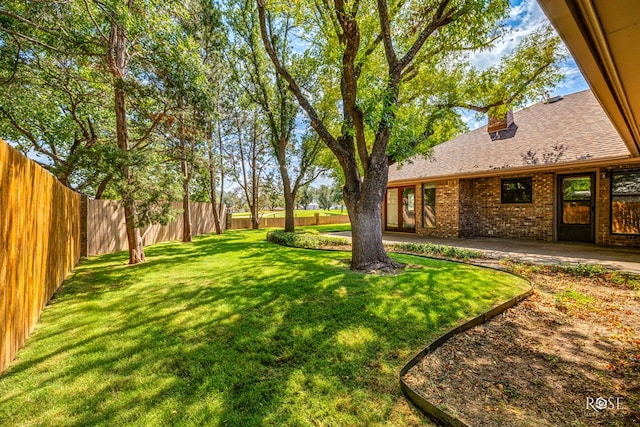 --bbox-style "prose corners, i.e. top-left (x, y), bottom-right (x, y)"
top-left (232, 209), bottom-right (346, 218)
top-left (0, 229), bottom-right (529, 426)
